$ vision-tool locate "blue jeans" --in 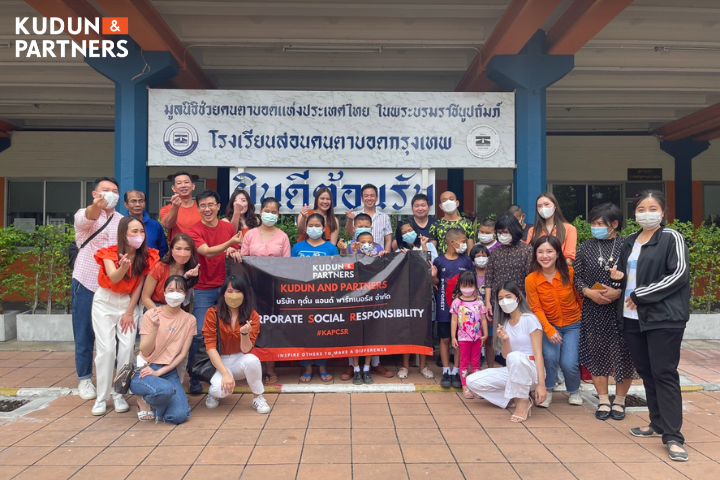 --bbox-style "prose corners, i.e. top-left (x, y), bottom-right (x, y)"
top-left (130, 363), bottom-right (191, 424)
top-left (71, 279), bottom-right (95, 380)
top-left (542, 320), bottom-right (581, 393)
top-left (189, 287), bottom-right (220, 380)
